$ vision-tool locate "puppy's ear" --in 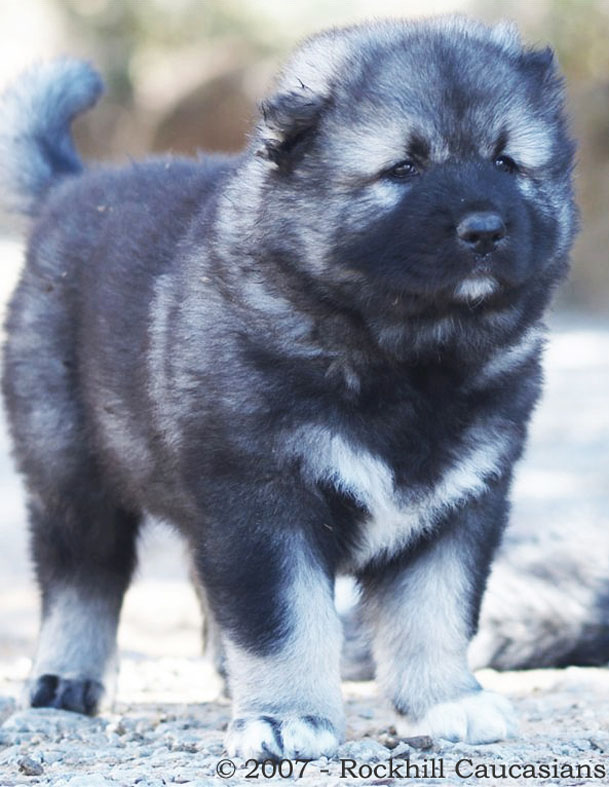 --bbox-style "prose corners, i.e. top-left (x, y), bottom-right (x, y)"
top-left (522, 45), bottom-right (558, 75)
top-left (255, 30), bottom-right (349, 170)
top-left (521, 45), bottom-right (564, 106)
top-left (488, 20), bottom-right (557, 81)
top-left (257, 85), bottom-right (327, 170)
